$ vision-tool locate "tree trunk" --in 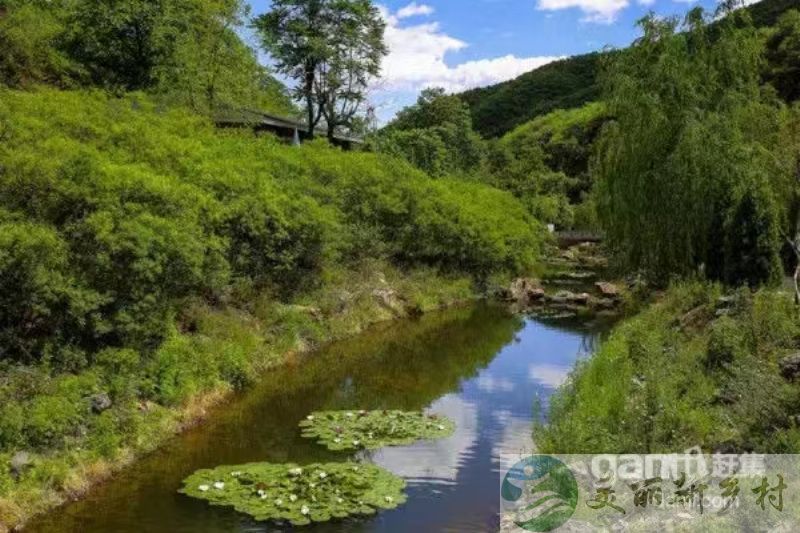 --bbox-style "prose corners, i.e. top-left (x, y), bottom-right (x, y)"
top-left (305, 66), bottom-right (316, 139)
